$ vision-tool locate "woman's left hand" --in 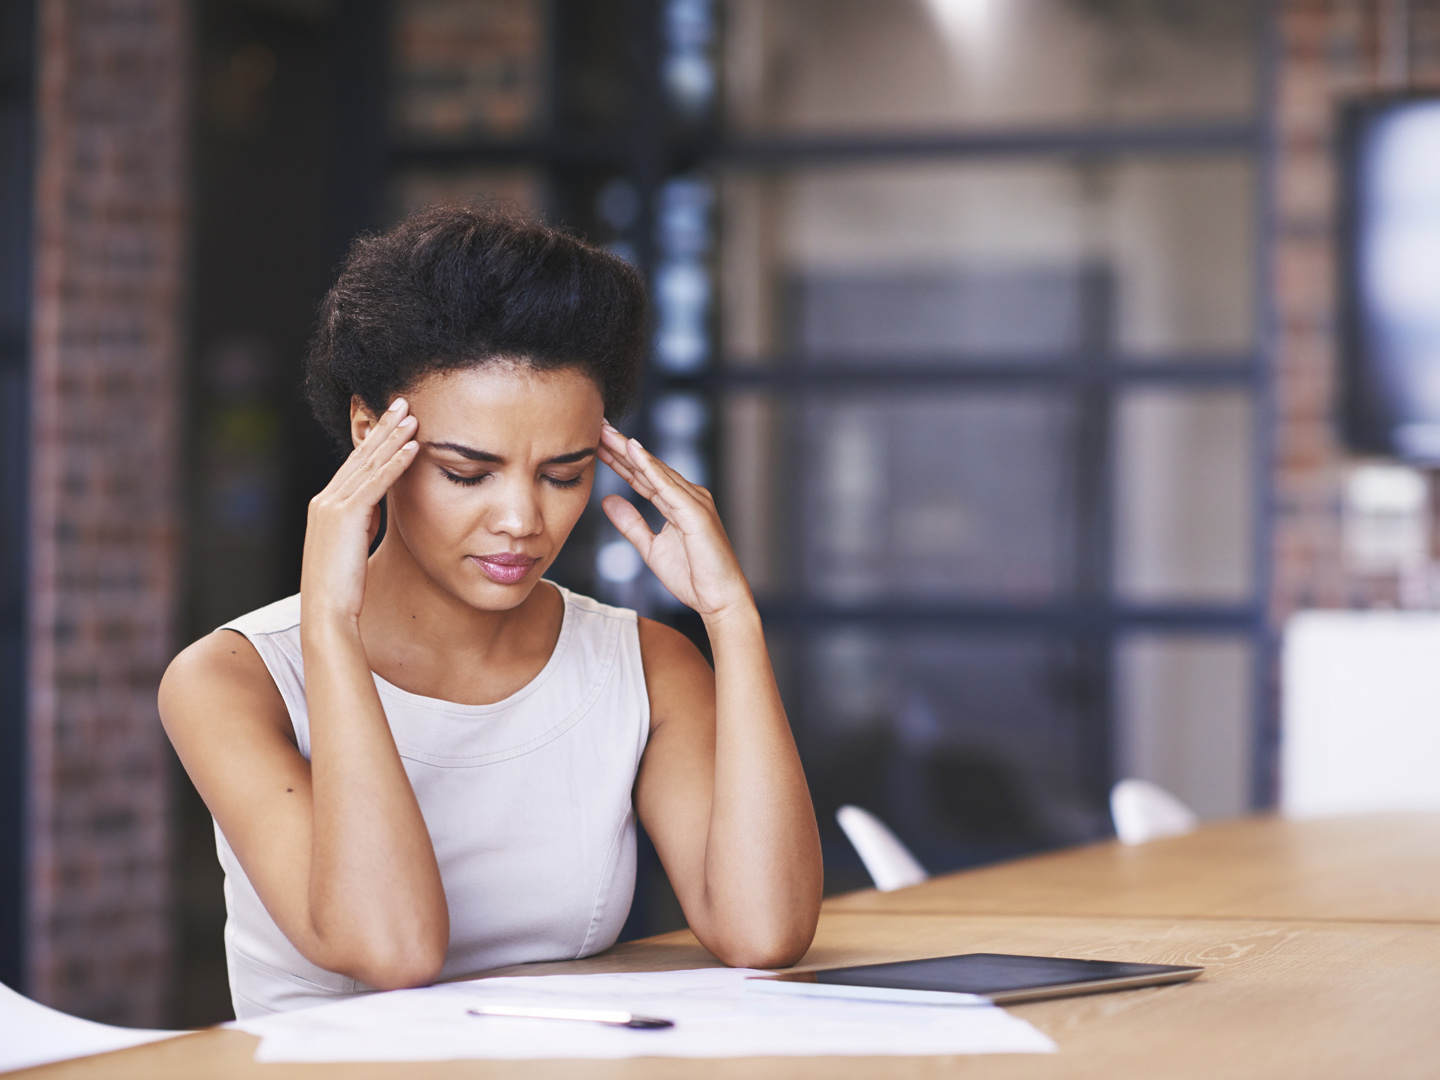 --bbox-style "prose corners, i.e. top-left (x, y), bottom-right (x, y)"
top-left (598, 421), bottom-right (753, 622)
